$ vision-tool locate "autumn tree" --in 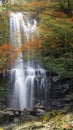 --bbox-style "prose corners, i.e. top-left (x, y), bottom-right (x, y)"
top-left (67, 0), bottom-right (72, 17)
top-left (0, 0), bottom-right (73, 78)
top-left (58, 0), bottom-right (73, 17)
